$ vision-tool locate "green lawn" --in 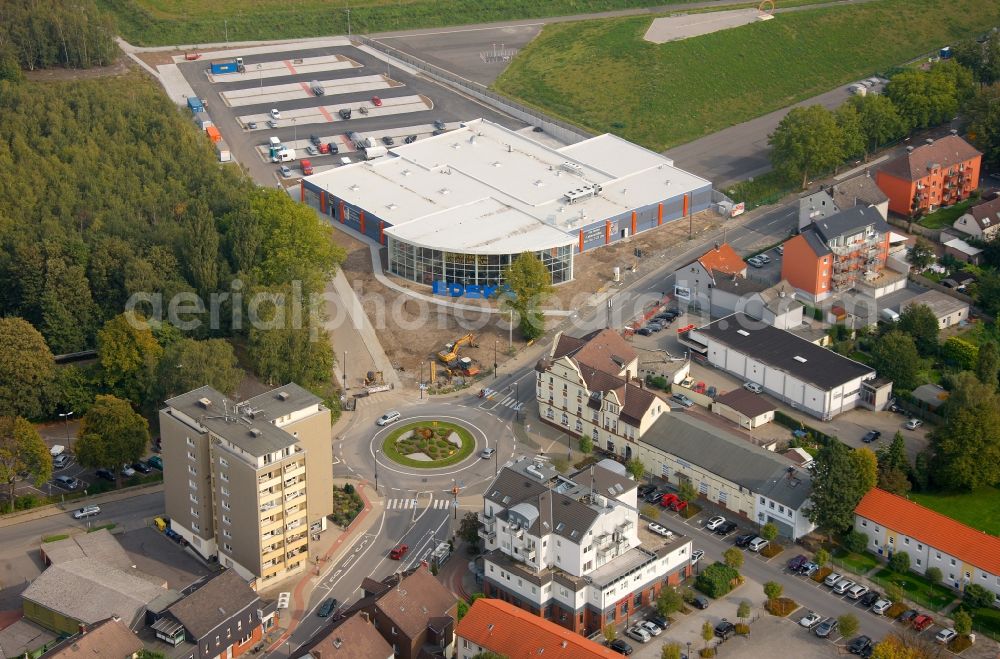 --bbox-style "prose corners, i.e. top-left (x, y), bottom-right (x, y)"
top-left (494, 0), bottom-right (1000, 150)
top-left (381, 421), bottom-right (475, 468)
top-left (911, 487), bottom-right (1000, 536)
top-left (100, 0), bottom-right (697, 46)
top-left (970, 606), bottom-right (1000, 641)
top-left (832, 549), bottom-right (879, 576)
top-left (873, 568), bottom-right (956, 611)
top-left (917, 200), bottom-right (973, 229)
